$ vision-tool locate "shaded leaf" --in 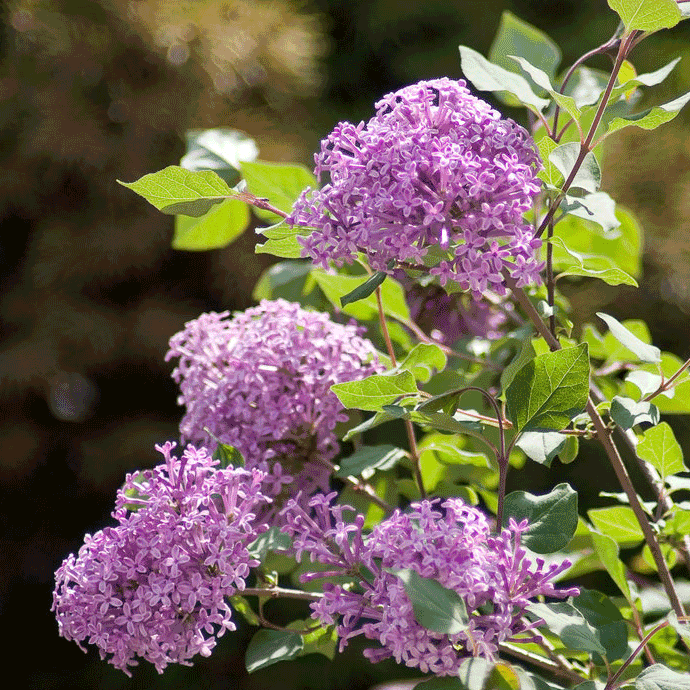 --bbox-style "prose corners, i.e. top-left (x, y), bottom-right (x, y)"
top-left (503, 483), bottom-right (578, 553)
top-left (245, 629), bottom-right (303, 673)
top-left (340, 271), bottom-right (387, 307)
top-left (392, 568), bottom-right (469, 634)
top-left (635, 664), bottom-right (690, 690)
top-left (549, 143), bottom-right (601, 193)
top-left (516, 431), bottom-right (567, 467)
top-left (335, 445), bottom-right (407, 478)
top-left (561, 191), bottom-right (621, 234)
top-left (610, 396), bottom-right (659, 430)
top-left (527, 601), bottom-right (606, 655)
